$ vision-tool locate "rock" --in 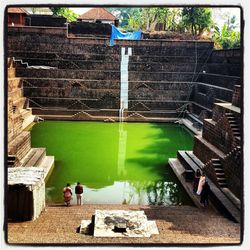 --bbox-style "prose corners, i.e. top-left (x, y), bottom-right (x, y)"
top-left (93, 210), bottom-right (159, 238)
top-left (80, 220), bottom-right (92, 234)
